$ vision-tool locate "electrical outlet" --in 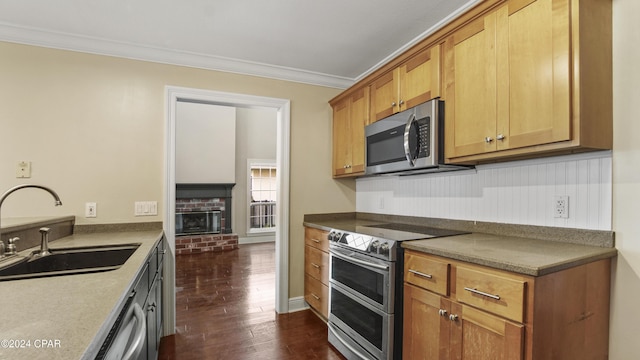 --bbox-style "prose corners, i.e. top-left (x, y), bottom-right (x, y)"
top-left (554, 196), bottom-right (569, 218)
top-left (16, 161), bottom-right (31, 178)
top-left (85, 202), bottom-right (97, 218)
